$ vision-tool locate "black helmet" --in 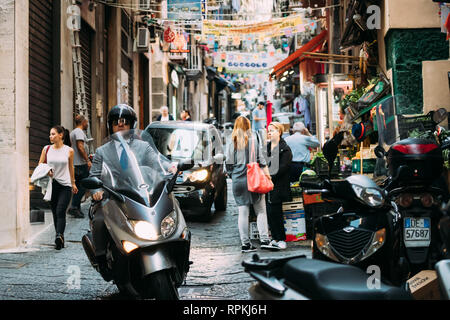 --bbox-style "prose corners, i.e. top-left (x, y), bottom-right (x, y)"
top-left (107, 104), bottom-right (137, 134)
